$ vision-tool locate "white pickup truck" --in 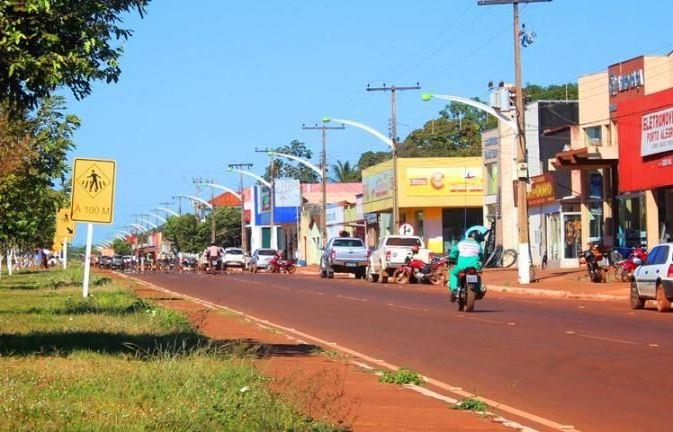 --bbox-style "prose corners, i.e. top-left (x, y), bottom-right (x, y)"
top-left (367, 235), bottom-right (429, 283)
